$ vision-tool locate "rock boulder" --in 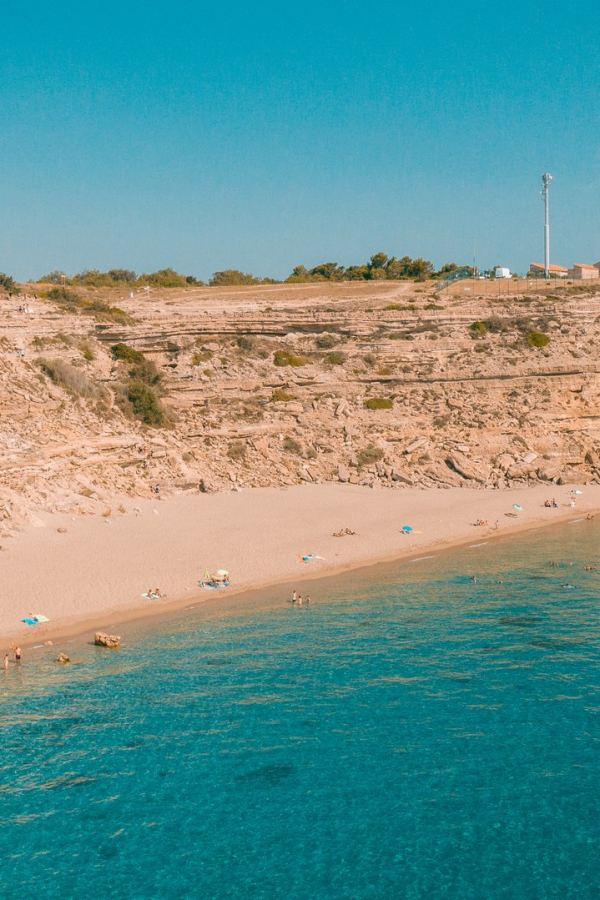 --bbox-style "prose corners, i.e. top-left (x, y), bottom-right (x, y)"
top-left (94, 632), bottom-right (121, 648)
